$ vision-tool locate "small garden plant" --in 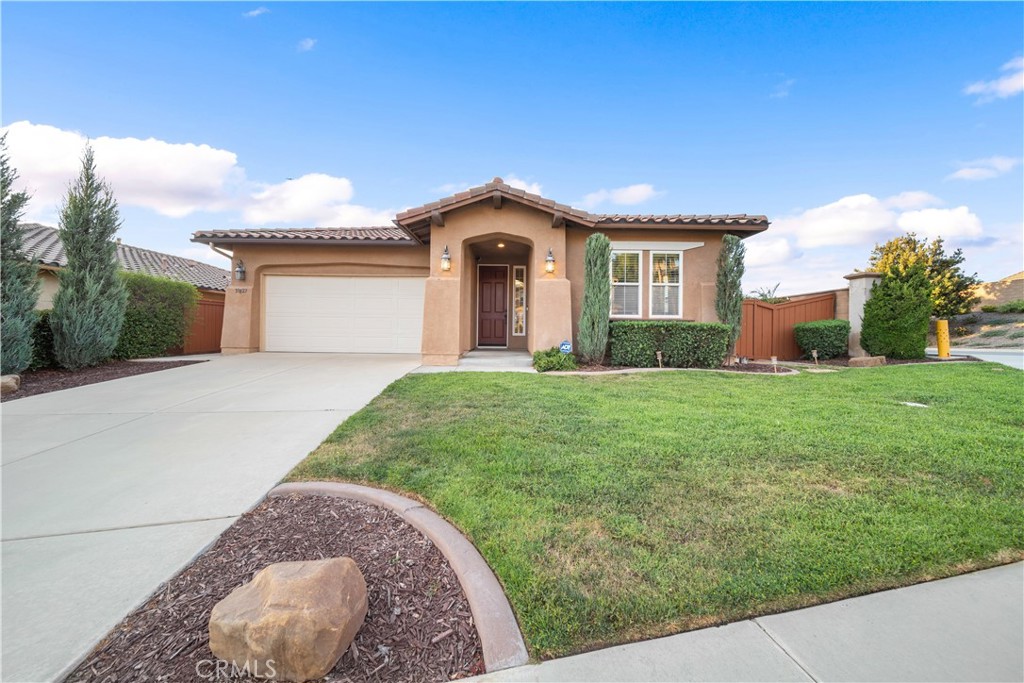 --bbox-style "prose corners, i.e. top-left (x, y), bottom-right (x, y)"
top-left (533, 347), bottom-right (579, 372)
